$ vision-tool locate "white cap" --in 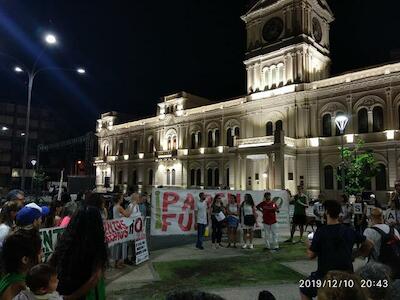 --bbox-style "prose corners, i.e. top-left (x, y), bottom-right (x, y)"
top-left (370, 194), bottom-right (376, 199)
